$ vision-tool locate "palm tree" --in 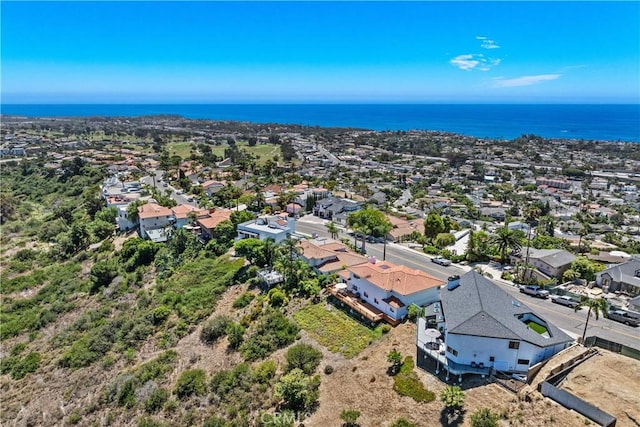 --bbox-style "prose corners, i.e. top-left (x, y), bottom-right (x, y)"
top-left (522, 205), bottom-right (541, 281)
top-left (574, 296), bottom-right (608, 343)
top-left (326, 221), bottom-right (339, 240)
top-left (278, 235), bottom-right (302, 289)
top-left (374, 222), bottom-right (393, 261)
top-left (490, 226), bottom-right (522, 265)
